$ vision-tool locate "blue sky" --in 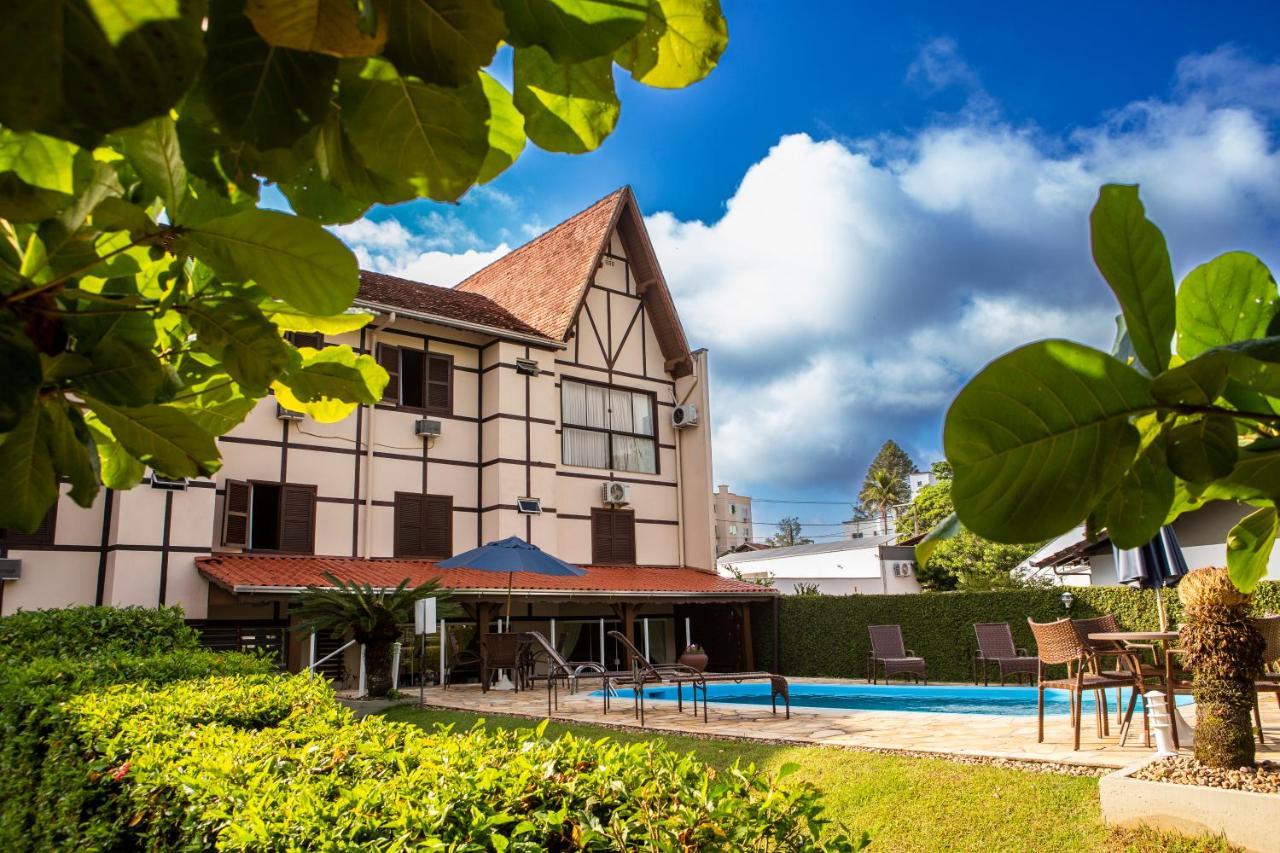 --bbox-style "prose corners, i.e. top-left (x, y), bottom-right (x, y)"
top-left (337, 1), bottom-right (1280, 540)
